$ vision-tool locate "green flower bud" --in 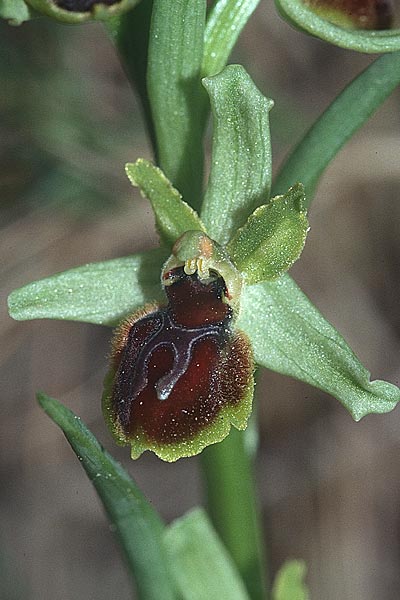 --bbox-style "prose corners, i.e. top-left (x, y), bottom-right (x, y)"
top-left (303, 0), bottom-right (393, 30)
top-left (25, 0), bottom-right (141, 23)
